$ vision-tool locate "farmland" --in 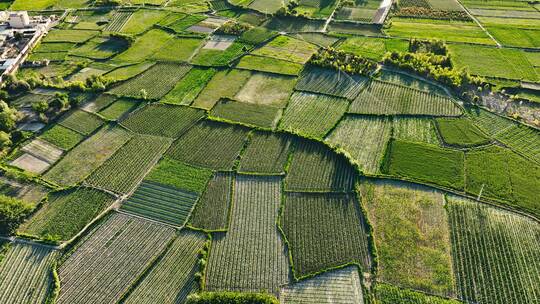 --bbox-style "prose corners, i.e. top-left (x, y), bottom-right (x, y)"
top-left (57, 213), bottom-right (175, 304)
top-left (0, 243), bottom-right (58, 304)
top-left (281, 192), bottom-right (371, 278)
top-left (85, 135), bottom-right (171, 194)
top-left (285, 139), bottom-right (357, 192)
top-left (447, 196), bottom-right (540, 304)
top-left (205, 175), bottom-right (290, 294)
top-left (0, 1), bottom-right (539, 302)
